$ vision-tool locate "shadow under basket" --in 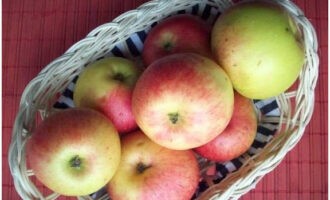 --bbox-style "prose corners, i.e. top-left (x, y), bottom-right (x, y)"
top-left (8, 0), bottom-right (319, 199)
